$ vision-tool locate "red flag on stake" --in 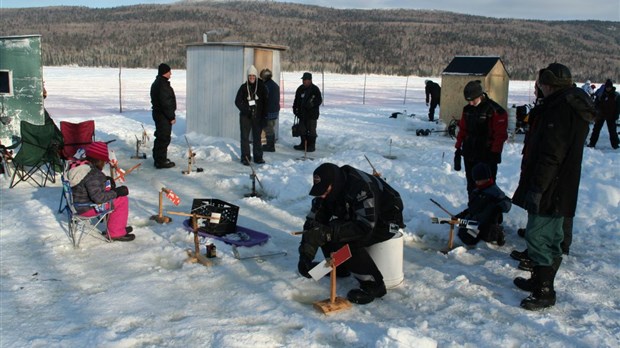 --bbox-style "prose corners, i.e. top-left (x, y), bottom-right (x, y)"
top-left (332, 244), bottom-right (352, 268)
top-left (164, 188), bottom-right (181, 206)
